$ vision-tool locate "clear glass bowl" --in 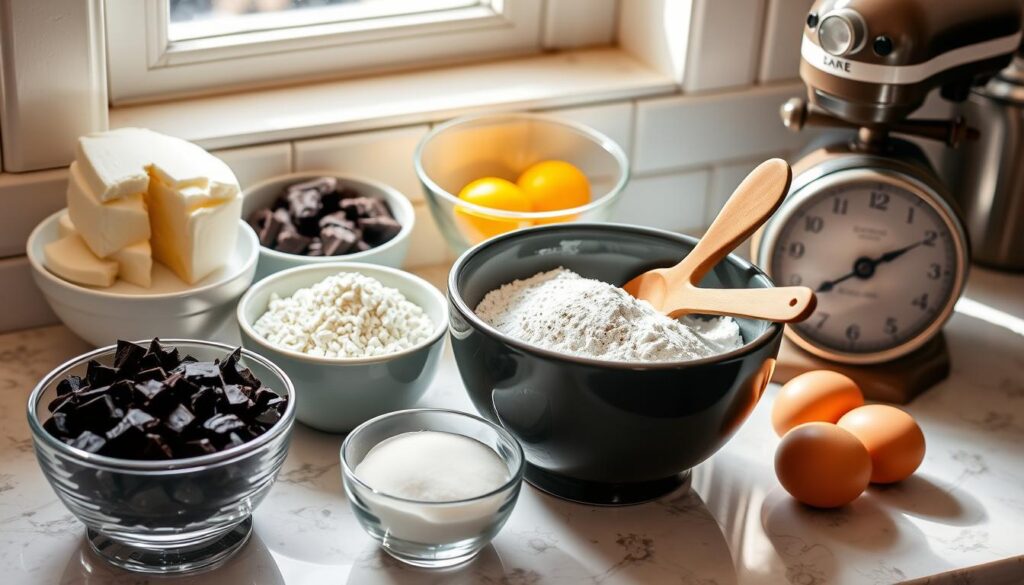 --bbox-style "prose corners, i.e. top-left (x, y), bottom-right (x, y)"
top-left (341, 408), bottom-right (525, 568)
top-left (26, 339), bottom-right (296, 575)
top-left (414, 113), bottom-right (630, 253)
